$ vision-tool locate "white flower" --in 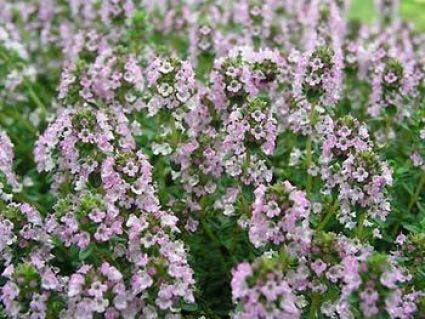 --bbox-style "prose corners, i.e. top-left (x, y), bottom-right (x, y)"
top-left (158, 82), bottom-right (174, 97)
top-left (159, 60), bottom-right (174, 74)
